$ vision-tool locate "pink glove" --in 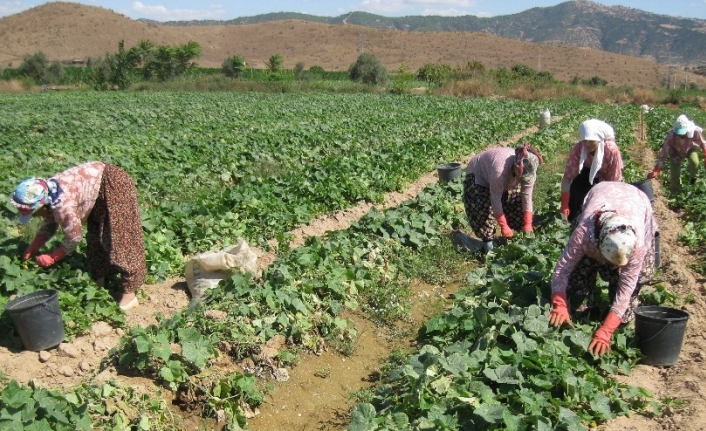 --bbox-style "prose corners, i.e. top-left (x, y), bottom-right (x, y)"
top-left (22, 235), bottom-right (48, 260)
top-left (522, 211), bottom-right (533, 233)
top-left (559, 192), bottom-right (570, 218)
top-left (548, 291), bottom-right (573, 328)
top-left (495, 213), bottom-right (513, 238)
top-left (36, 248), bottom-right (67, 269)
top-left (588, 311), bottom-right (622, 356)
top-left (646, 167), bottom-right (660, 180)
